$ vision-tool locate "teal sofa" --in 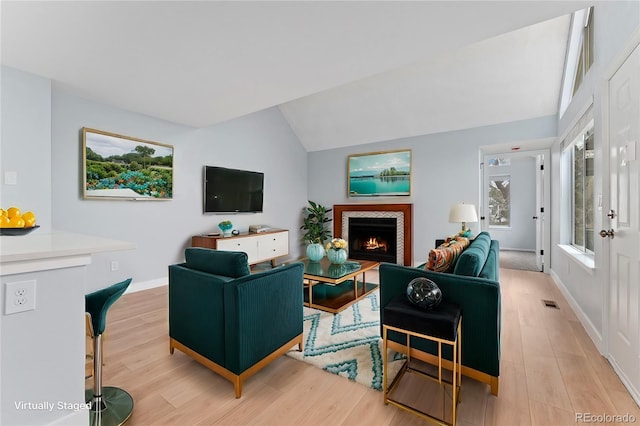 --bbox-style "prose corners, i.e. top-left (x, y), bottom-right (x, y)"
top-left (168, 248), bottom-right (304, 398)
top-left (379, 231), bottom-right (501, 395)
